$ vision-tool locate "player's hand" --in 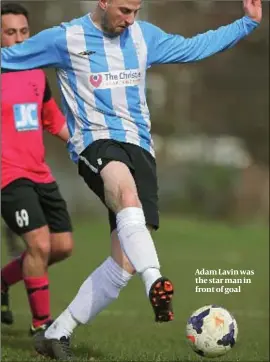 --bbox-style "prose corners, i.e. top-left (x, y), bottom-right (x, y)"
top-left (243, 0), bottom-right (262, 22)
